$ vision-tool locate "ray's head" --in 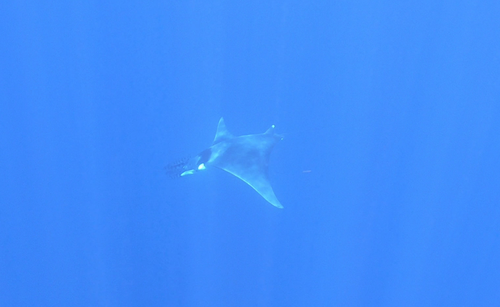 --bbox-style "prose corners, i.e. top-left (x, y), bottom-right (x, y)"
top-left (171, 148), bottom-right (211, 177)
